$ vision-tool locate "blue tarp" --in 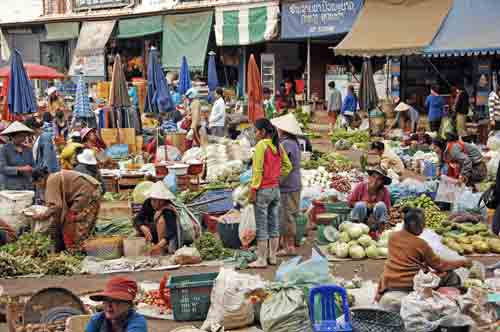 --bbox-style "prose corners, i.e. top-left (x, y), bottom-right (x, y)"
top-left (426, 0), bottom-right (500, 56)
